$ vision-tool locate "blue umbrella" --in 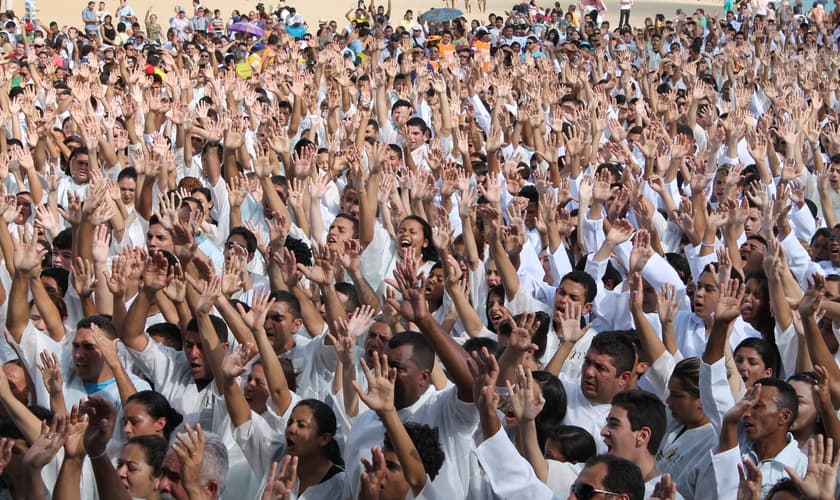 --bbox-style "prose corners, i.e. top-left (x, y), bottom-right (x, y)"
top-left (228, 22), bottom-right (266, 38)
top-left (419, 8), bottom-right (464, 23)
